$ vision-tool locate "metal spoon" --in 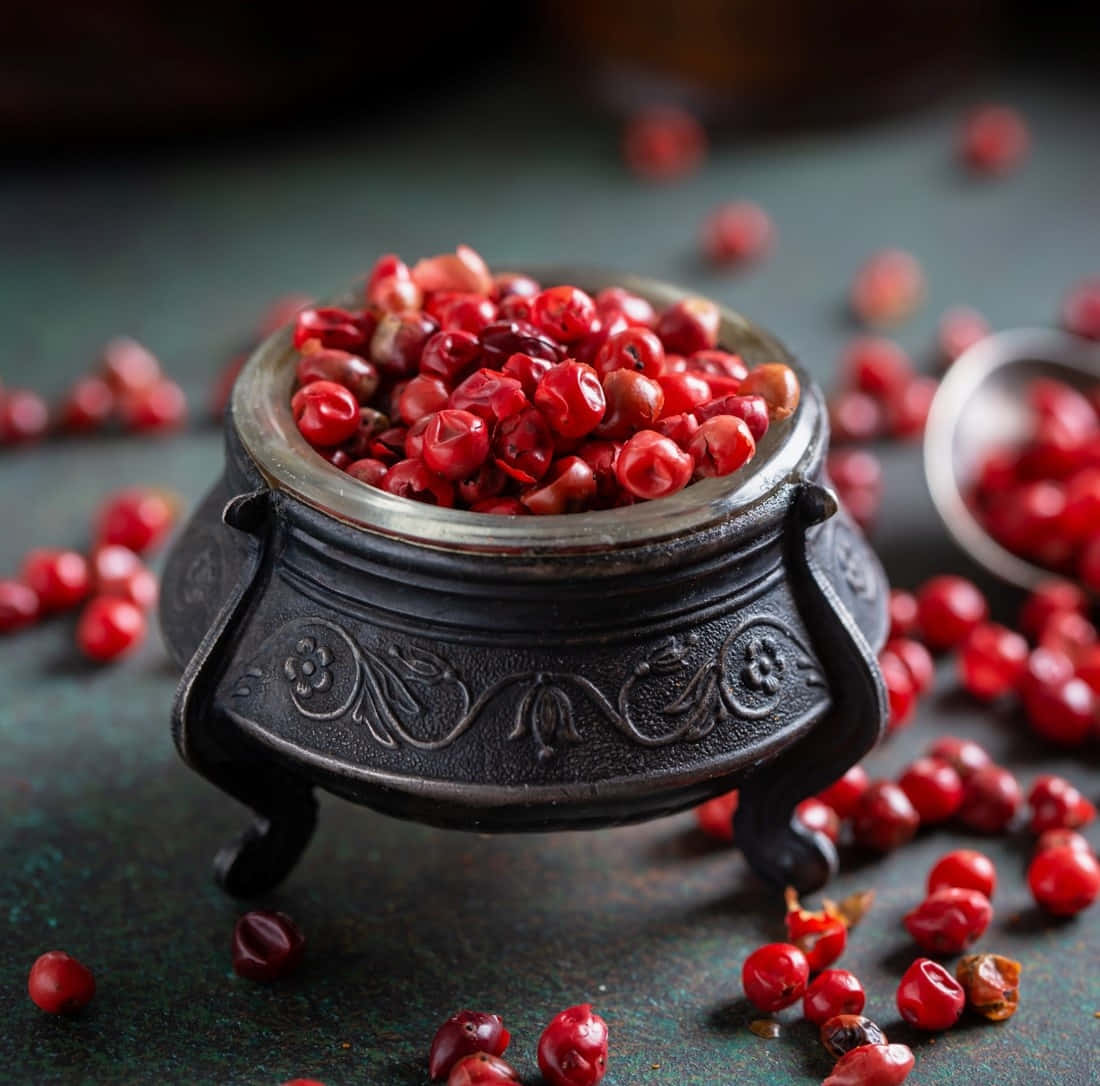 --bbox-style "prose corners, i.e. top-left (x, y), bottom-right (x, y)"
top-left (923, 327), bottom-right (1100, 592)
